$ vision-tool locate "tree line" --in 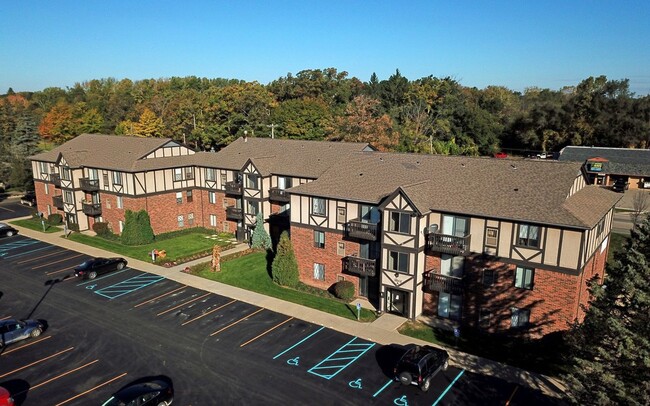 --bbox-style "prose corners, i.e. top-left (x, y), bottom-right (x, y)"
top-left (1, 69), bottom-right (649, 188)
